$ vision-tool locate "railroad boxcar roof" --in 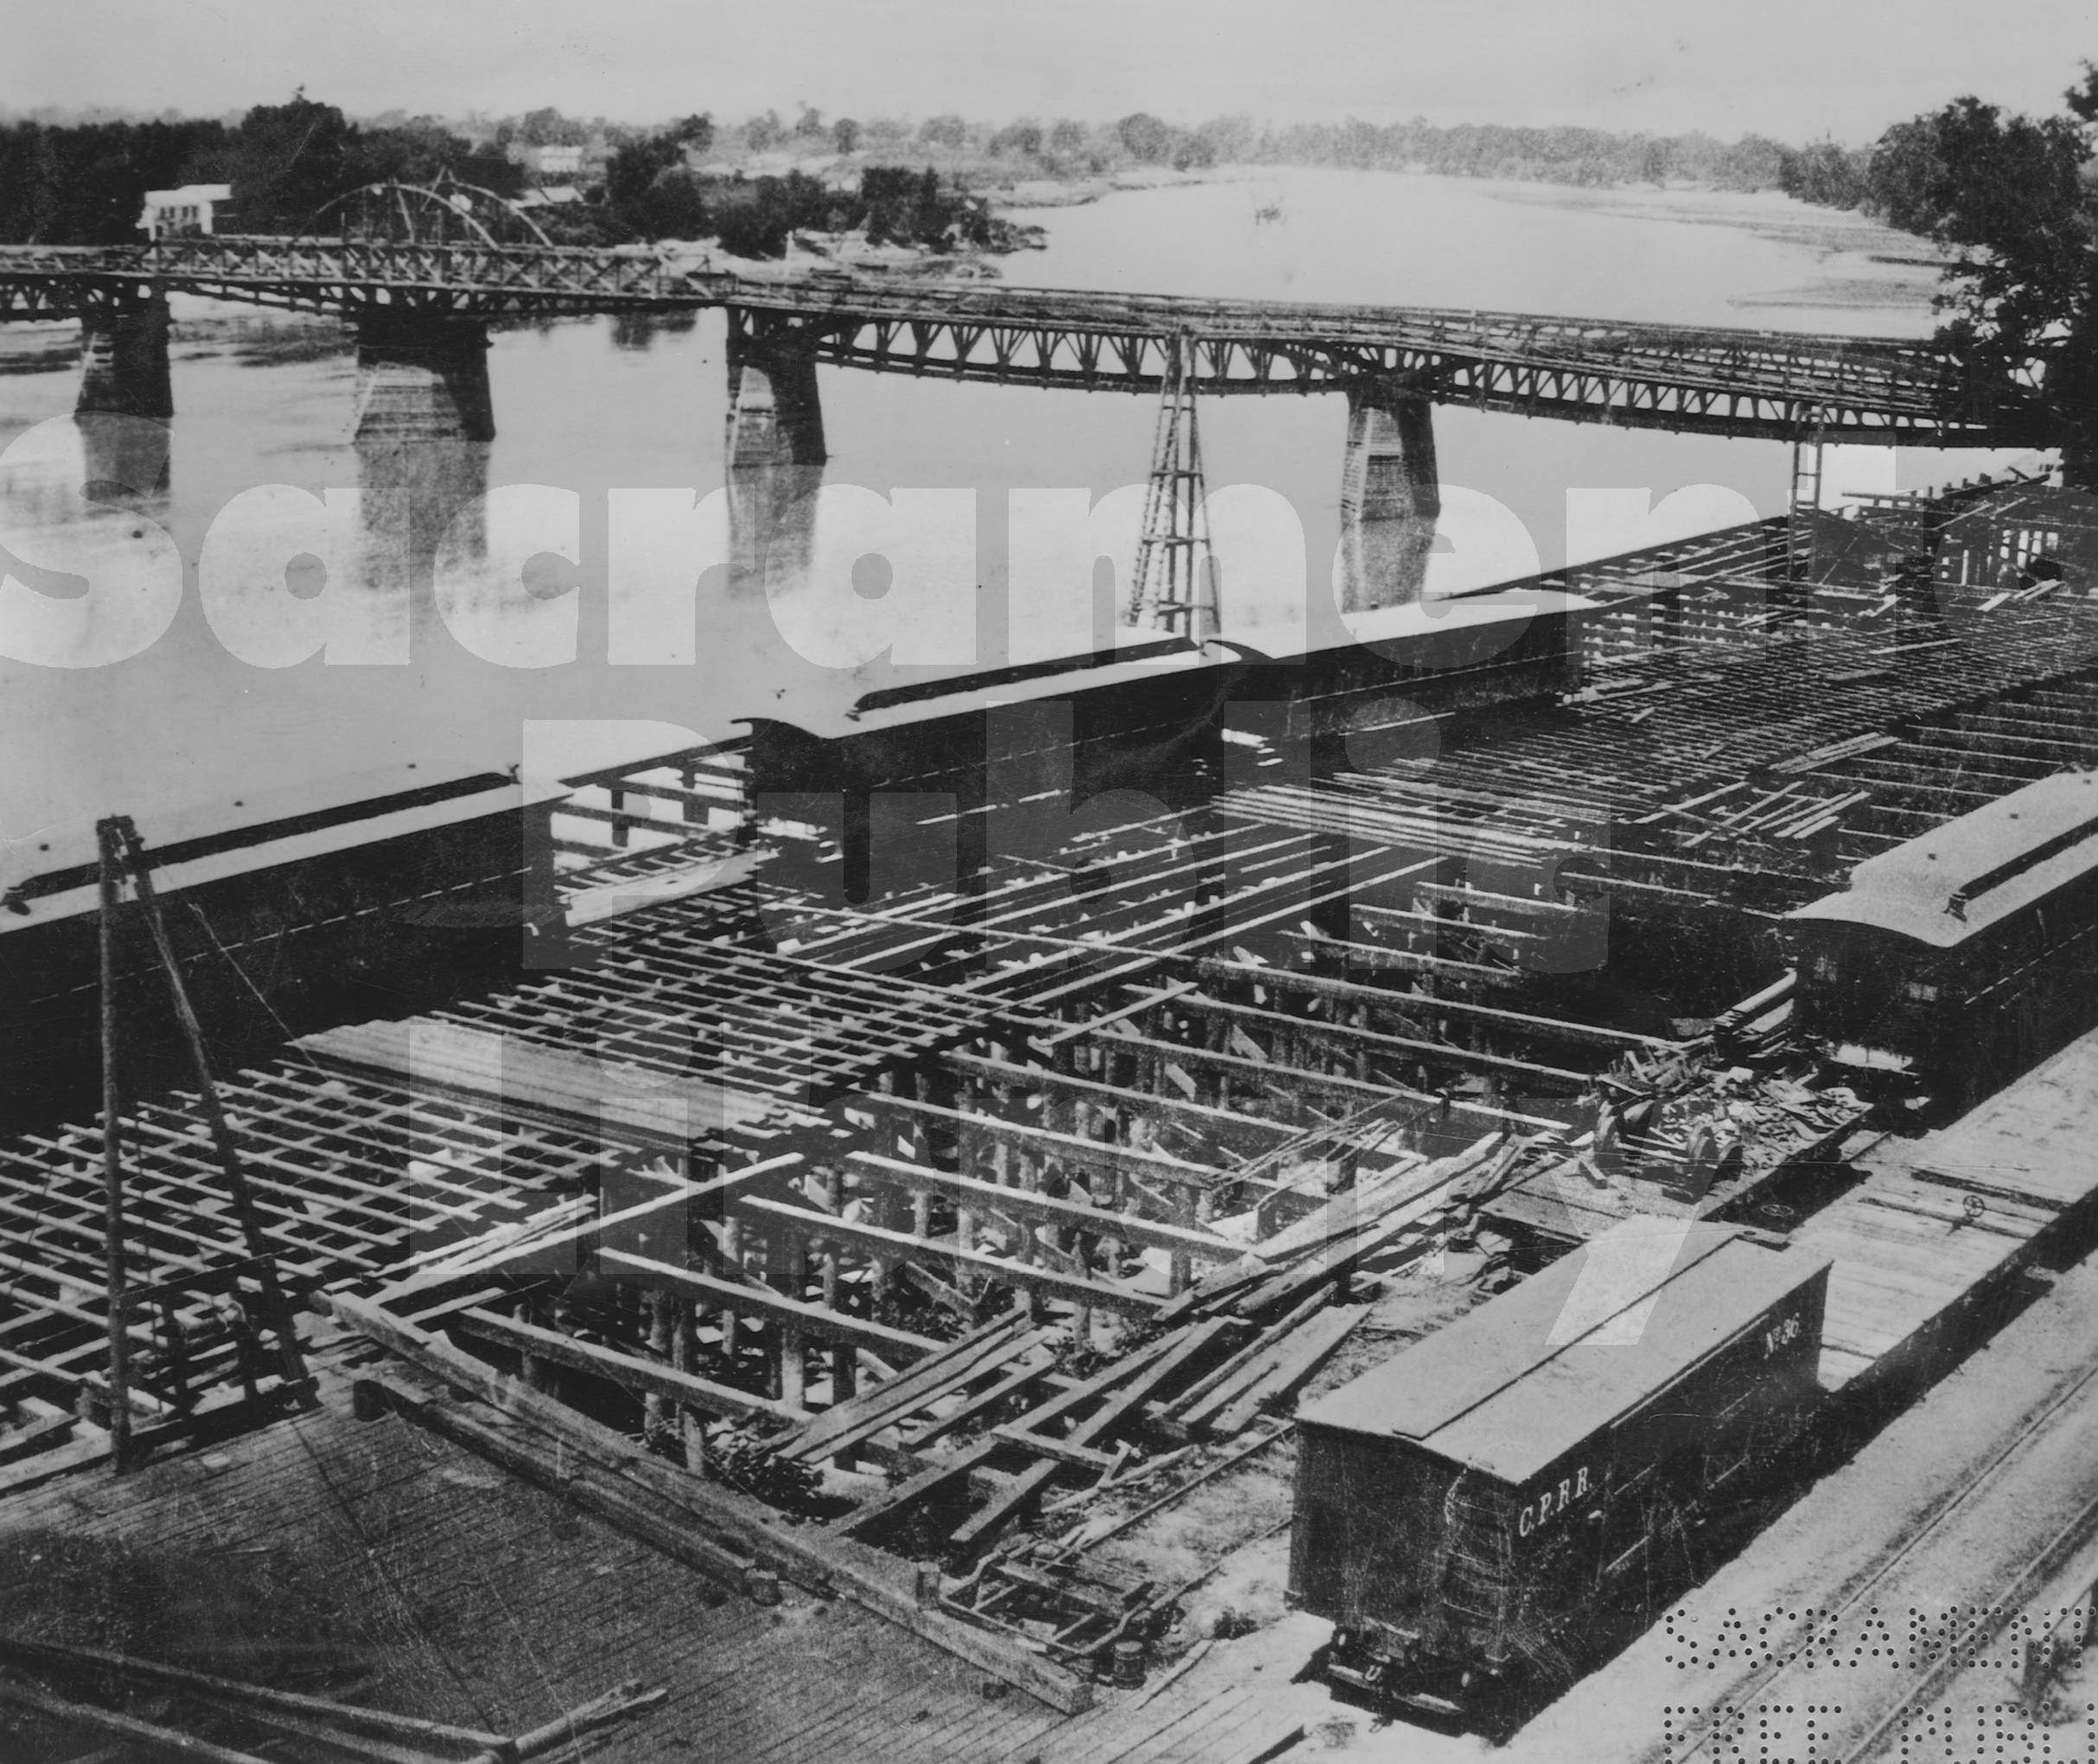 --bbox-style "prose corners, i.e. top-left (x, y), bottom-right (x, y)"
top-left (0, 766), bottom-right (564, 931)
top-left (1297, 1219), bottom-right (1831, 1484)
top-left (1786, 768), bottom-right (2098, 950)
top-left (737, 589), bottom-right (1595, 742)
